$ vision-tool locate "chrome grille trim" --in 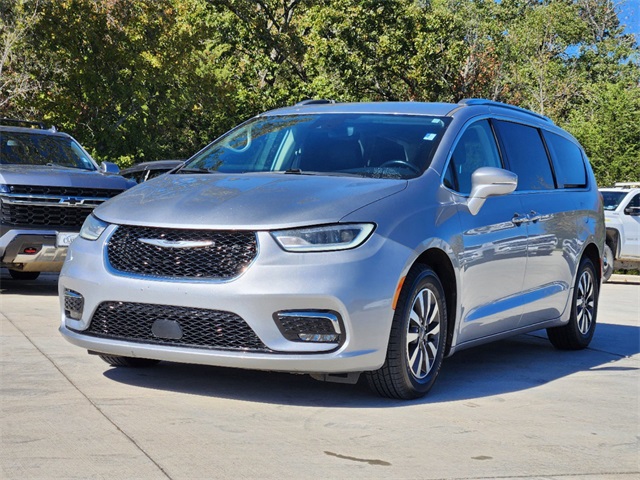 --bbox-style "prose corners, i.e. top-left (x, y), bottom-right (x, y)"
top-left (0, 185), bottom-right (122, 228)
